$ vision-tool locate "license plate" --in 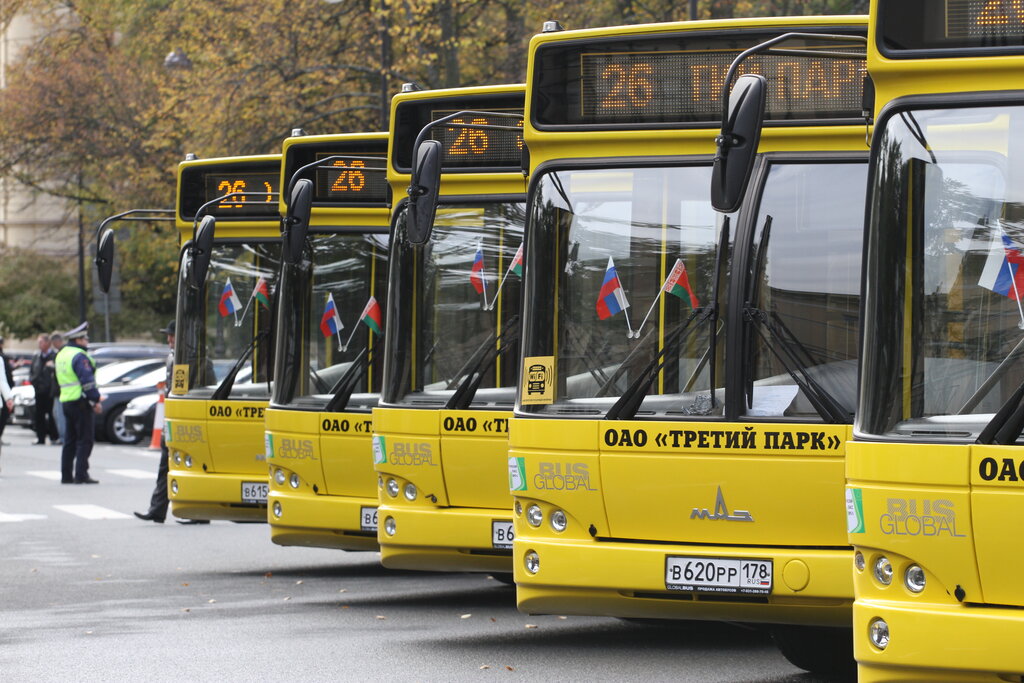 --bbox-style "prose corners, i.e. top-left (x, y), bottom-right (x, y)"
top-left (241, 481), bottom-right (268, 504)
top-left (492, 520), bottom-right (514, 549)
top-left (665, 555), bottom-right (772, 595)
top-left (360, 506), bottom-right (378, 532)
